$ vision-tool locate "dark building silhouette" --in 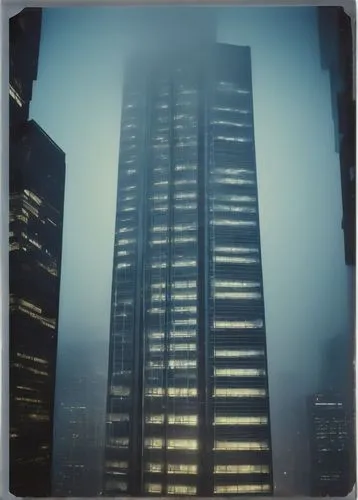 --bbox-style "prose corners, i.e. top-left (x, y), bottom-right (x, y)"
top-left (317, 6), bottom-right (356, 266)
top-left (9, 9), bottom-right (66, 497)
top-left (104, 43), bottom-right (273, 497)
top-left (308, 393), bottom-right (352, 497)
top-left (9, 8), bottom-right (42, 131)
